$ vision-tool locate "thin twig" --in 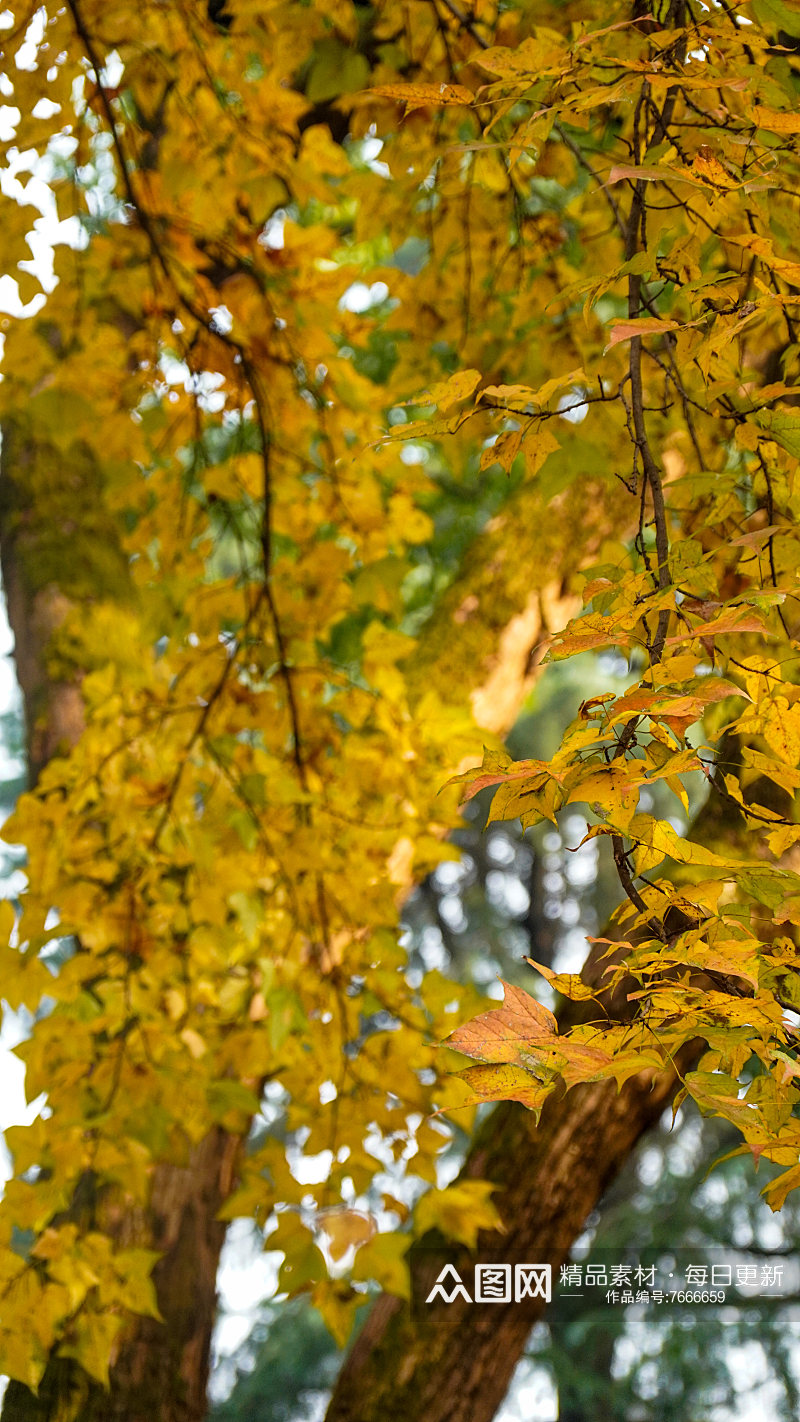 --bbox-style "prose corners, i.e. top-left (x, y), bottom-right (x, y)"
top-left (434, 0), bottom-right (490, 49)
